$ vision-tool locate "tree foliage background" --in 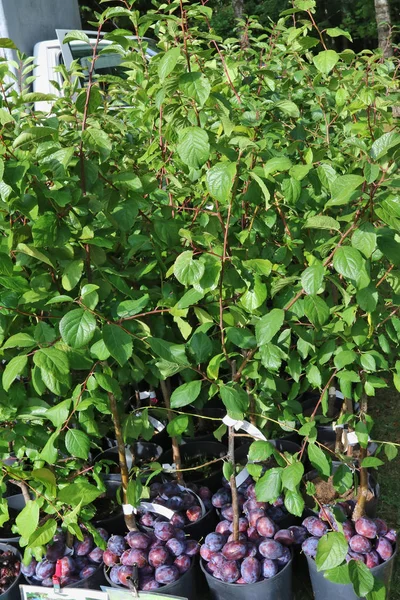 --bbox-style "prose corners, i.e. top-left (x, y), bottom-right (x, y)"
top-left (79, 0), bottom-right (400, 51)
